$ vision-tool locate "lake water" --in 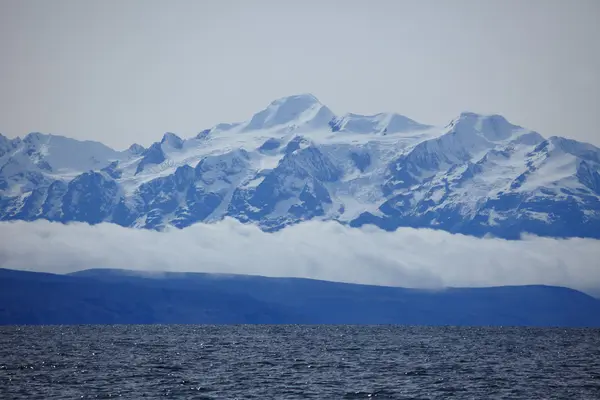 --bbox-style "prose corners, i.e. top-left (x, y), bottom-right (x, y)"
top-left (1, 325), bottom-right (599, 399)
